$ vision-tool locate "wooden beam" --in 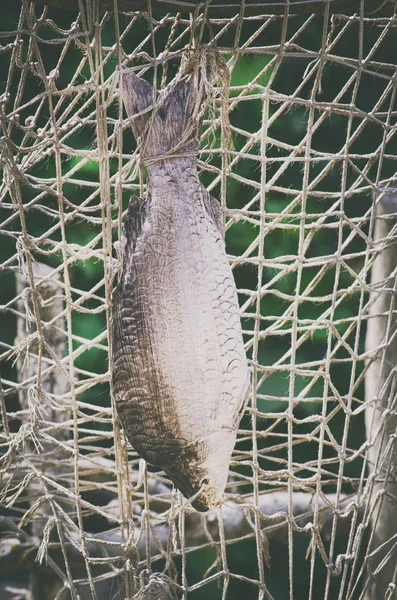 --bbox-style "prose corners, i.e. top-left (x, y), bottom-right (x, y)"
top-left (0, 492), bottom-right (360, 572)
top-left (29, 0), bottom-right (393, 17)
